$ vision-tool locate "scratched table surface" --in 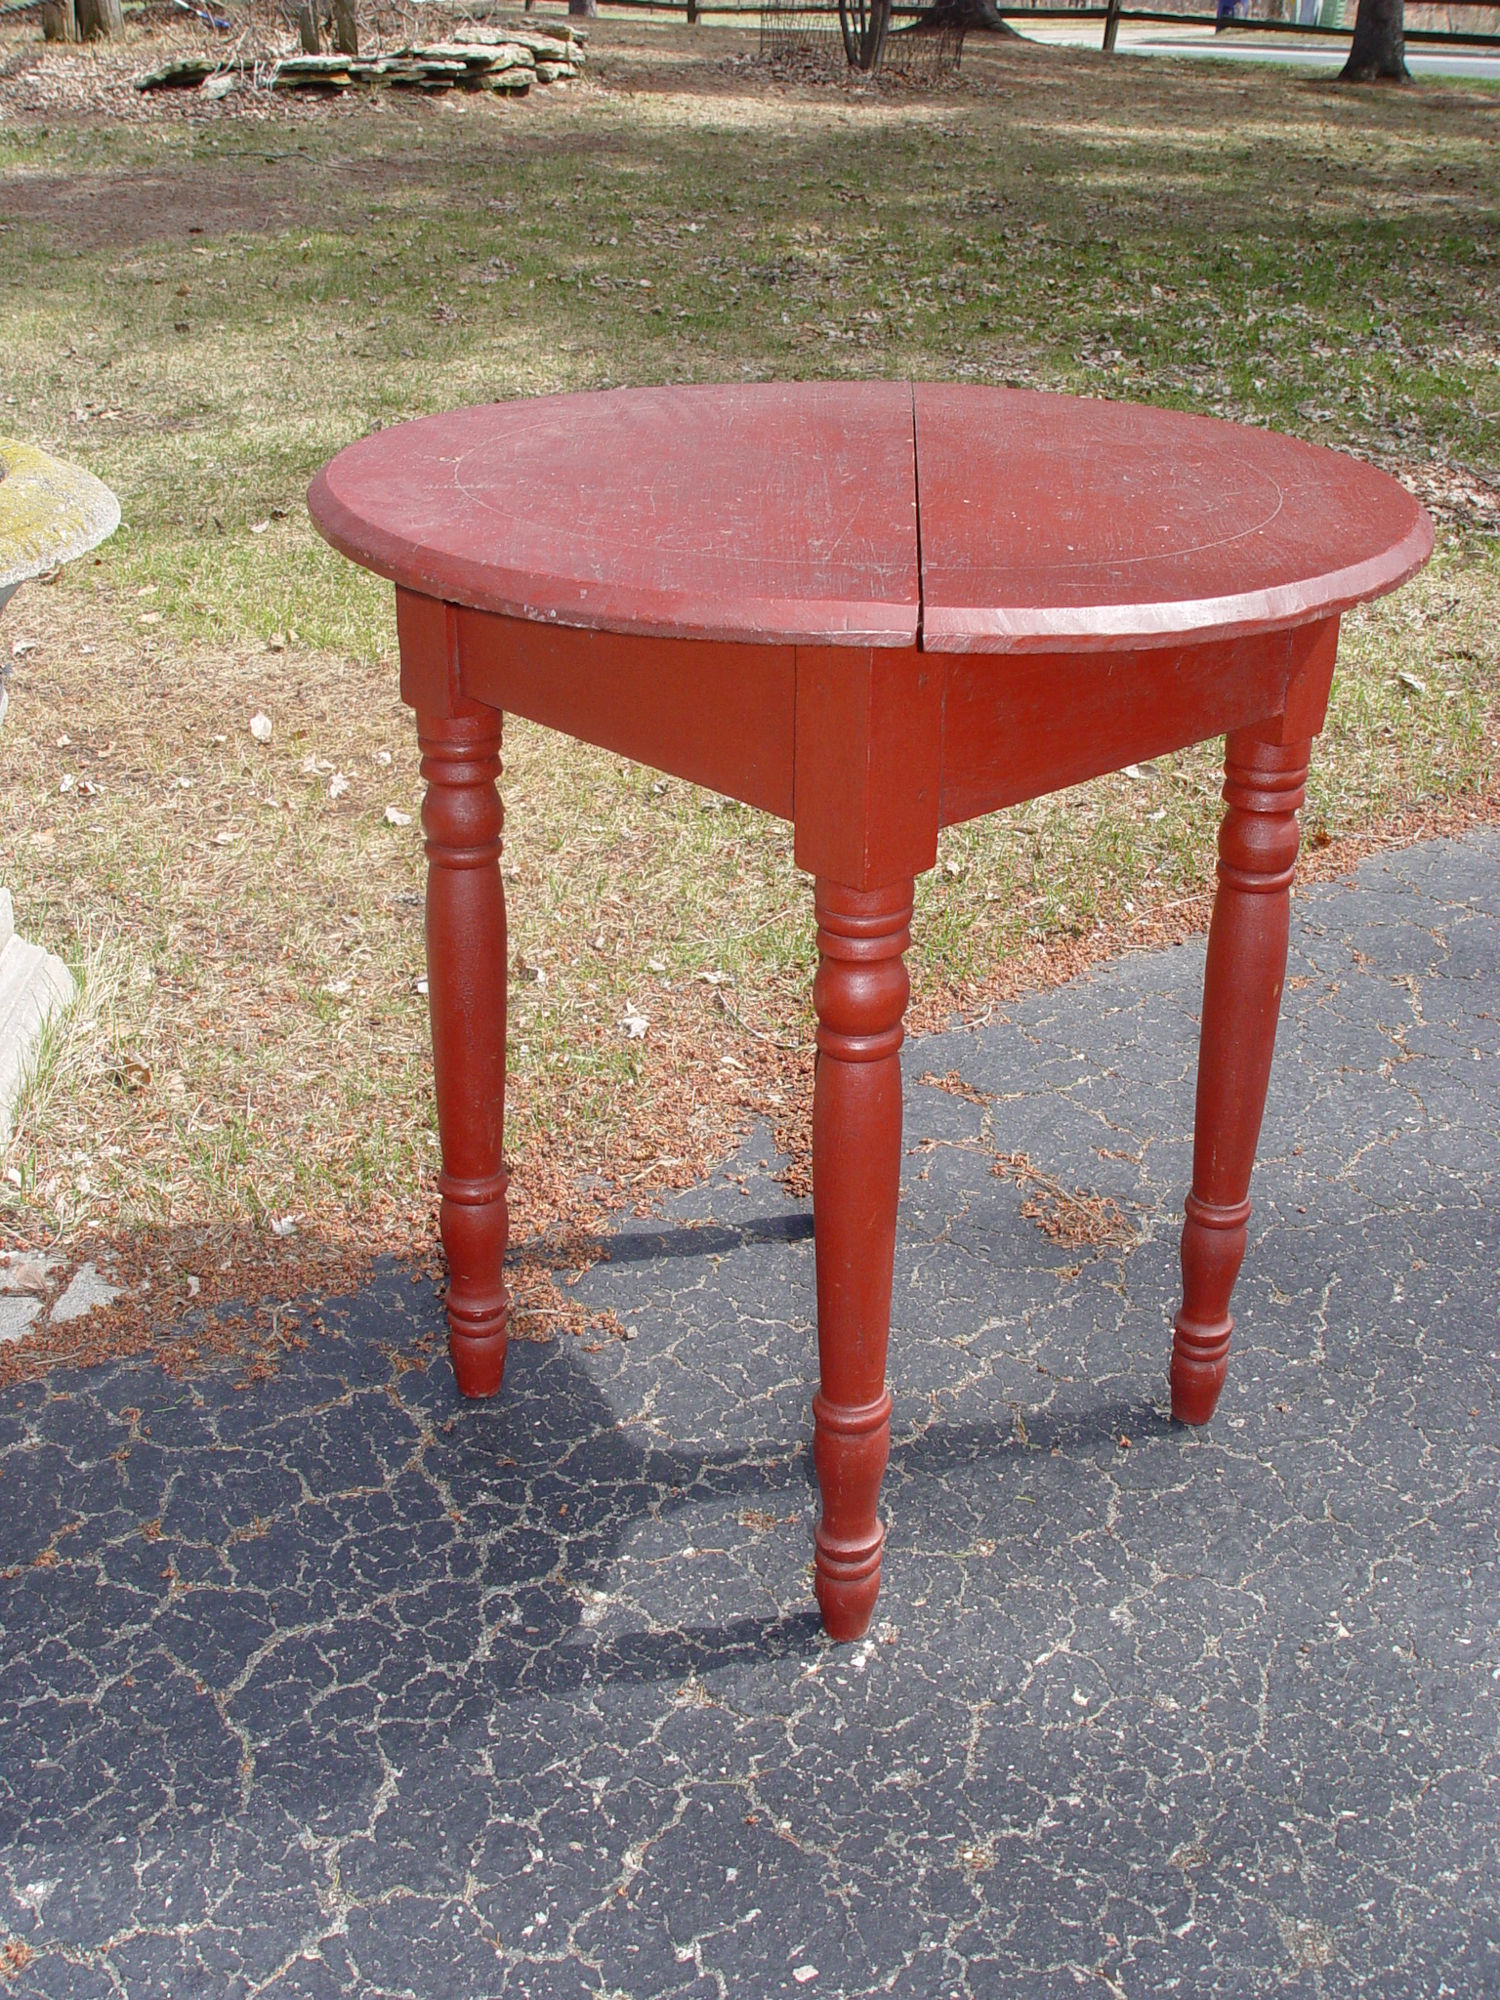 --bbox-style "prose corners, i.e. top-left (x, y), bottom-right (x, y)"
top-left (308, 382), bottom-right (1430, 651)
